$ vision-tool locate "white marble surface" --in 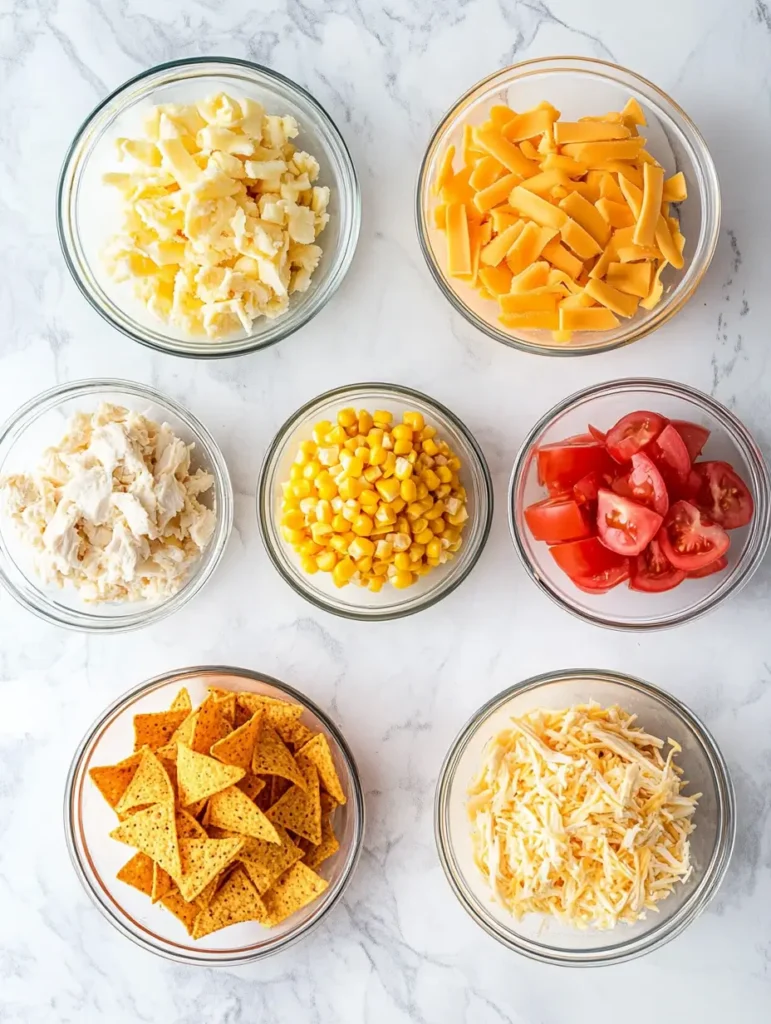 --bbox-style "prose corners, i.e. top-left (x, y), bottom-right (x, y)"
top-left (1, 0), bottom-right (770, 1021)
